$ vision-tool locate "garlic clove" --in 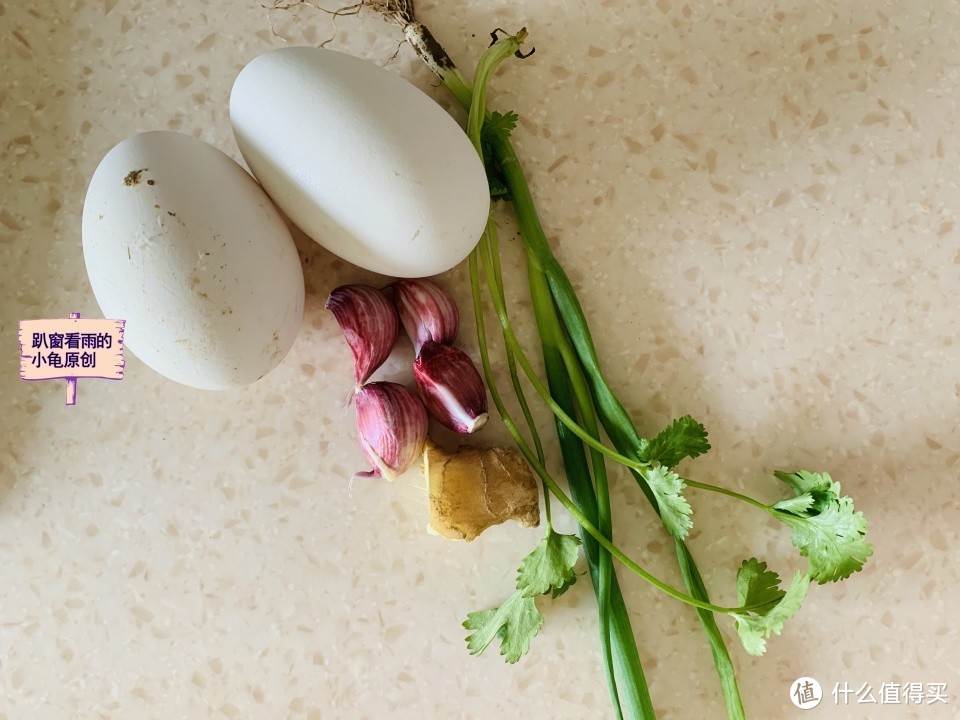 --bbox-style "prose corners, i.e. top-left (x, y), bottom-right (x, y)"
top-left (325, 284), bottom-right (399, 384)
top-left (354, 381), bottom-right (428, 481)
top-left (391, 278), bottom-right (459, 353)
top-left (414, 341), bottom-right (489, 434)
